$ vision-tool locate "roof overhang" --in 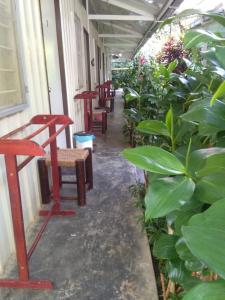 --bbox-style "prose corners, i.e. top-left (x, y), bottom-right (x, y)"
top-left (88, 0), bottom-right (184, 59)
